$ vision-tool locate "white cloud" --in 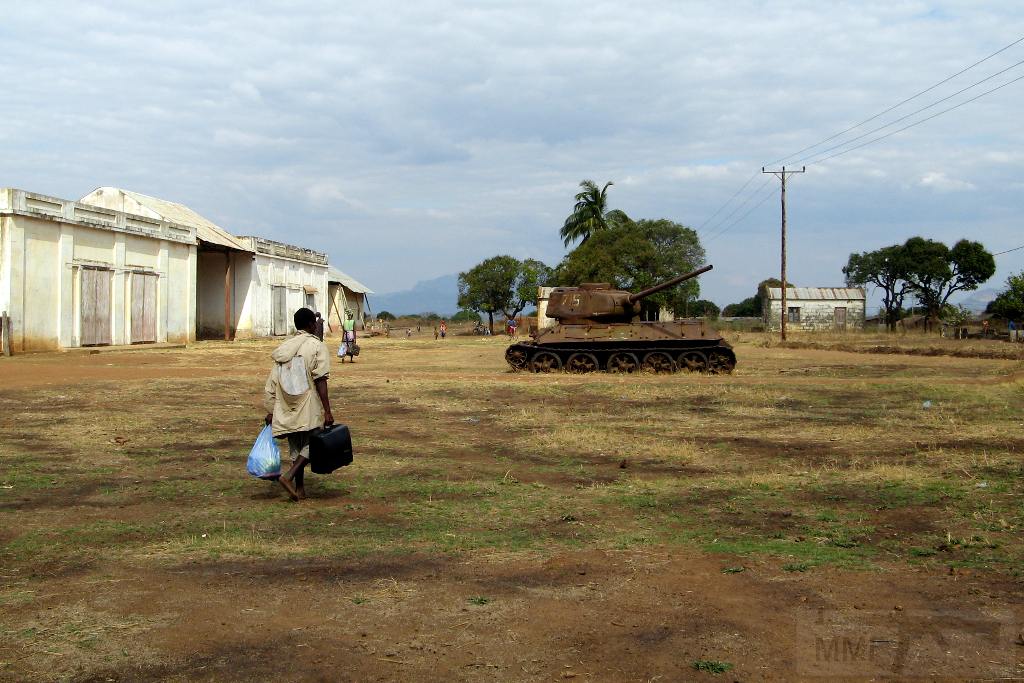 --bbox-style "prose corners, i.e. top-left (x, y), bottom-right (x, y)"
top-left (918, 171), bottom-right (977, 192)
top-left (1, 0), bottom-right (1022, 304)
top-left (229, 80), bottom-right (262, 101)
